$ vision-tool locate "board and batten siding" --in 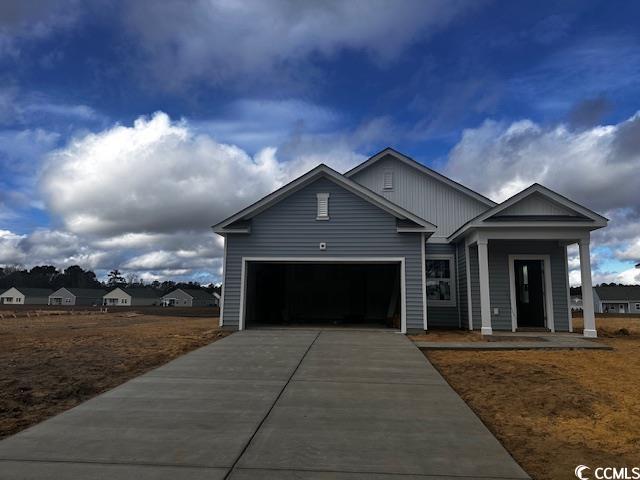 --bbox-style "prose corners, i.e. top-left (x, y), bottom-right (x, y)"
top-left (468, 240), bottom-right (570, 331)
top-left (349, 154), bottom-right (490, 238)
top-left (424, 243), bottom-right (460, 327)
top-left (221, 177), bottom-right (425, 330)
